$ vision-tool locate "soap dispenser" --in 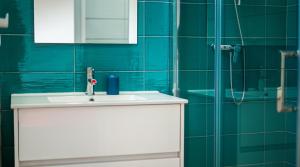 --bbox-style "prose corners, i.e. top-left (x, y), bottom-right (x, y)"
top-left (106, 74), bottom-right (119, 95)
